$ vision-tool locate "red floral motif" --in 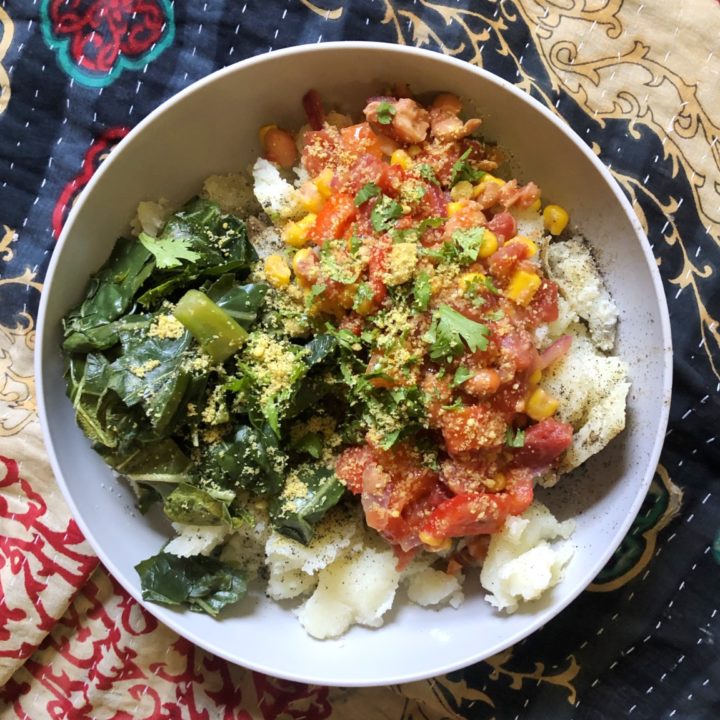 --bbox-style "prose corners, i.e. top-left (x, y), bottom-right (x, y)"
top-left (252, 672), bottom-right (332, 720)
top-left (48, 0), bottom-right (170, 75)
top-left (52, 126), bottom-right (129, 239)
